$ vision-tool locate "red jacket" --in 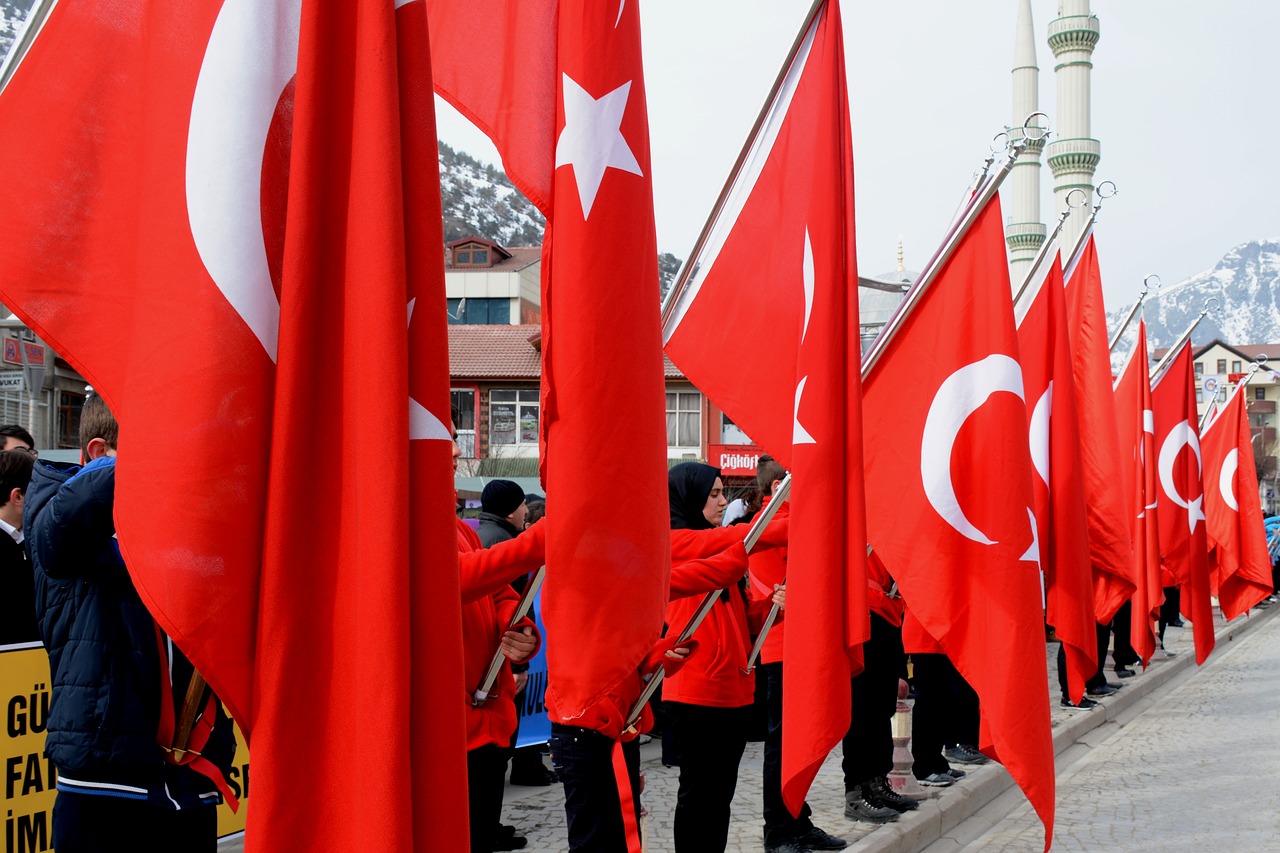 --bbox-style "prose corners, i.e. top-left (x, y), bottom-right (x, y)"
top-left (456, 519), bottom-right (543, 751)
top-left (900, 606), bottom-right (944, 656)
top-left (867, 549), bottom-right (904, 628)
top-left (663, 533), bottom-right (767, 708)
